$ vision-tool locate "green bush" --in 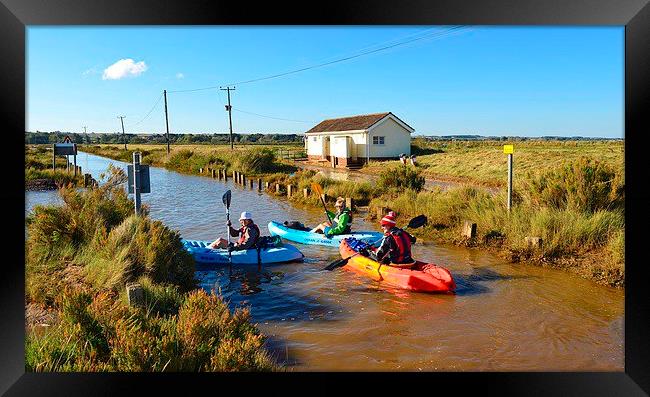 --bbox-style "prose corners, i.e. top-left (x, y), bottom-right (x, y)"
top-left (522, 157), bottom-right (624, 213)
top-left (82, 215), bottom-right (196, 293)
top-left (377, 164), bottom-right (425, 192)
top-left (233, 148), bottom-right (277, 174)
